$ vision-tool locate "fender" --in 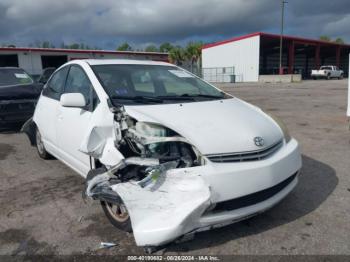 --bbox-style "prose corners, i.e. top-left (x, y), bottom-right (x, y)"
top-left (21, 117), bottom-right (36, 146)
